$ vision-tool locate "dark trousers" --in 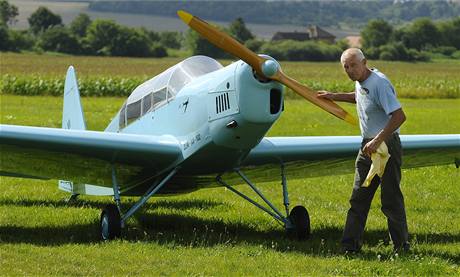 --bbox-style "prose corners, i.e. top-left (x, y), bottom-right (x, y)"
top-left (341, 134), bottom-right (409, 251)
